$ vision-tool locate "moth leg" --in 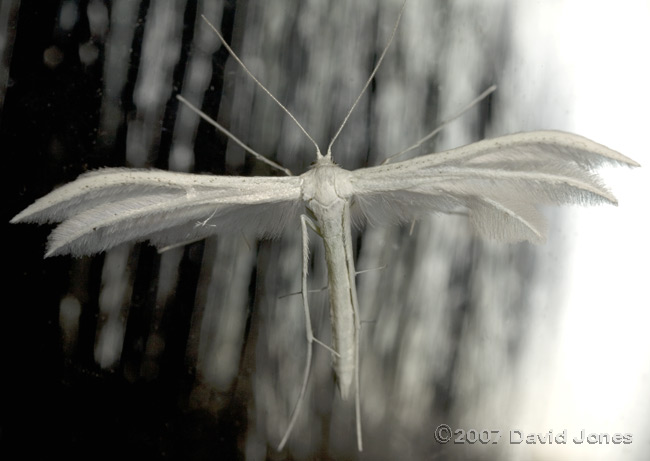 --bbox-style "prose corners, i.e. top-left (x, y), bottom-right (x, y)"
top-left (300, 217), bottom-right (340, 352)
top-left (409, 219), bottom-right (416, 236)
top-left (354, 265), bottom-right (387, 276)
top-left (278, 214), bottom-right (333, 450)
top-left (278, 285), bottom-right (328, 300)
top-left (343, 209), bottom-right (364, 452)
top-left (195, 207), bottom-right (218, 227)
